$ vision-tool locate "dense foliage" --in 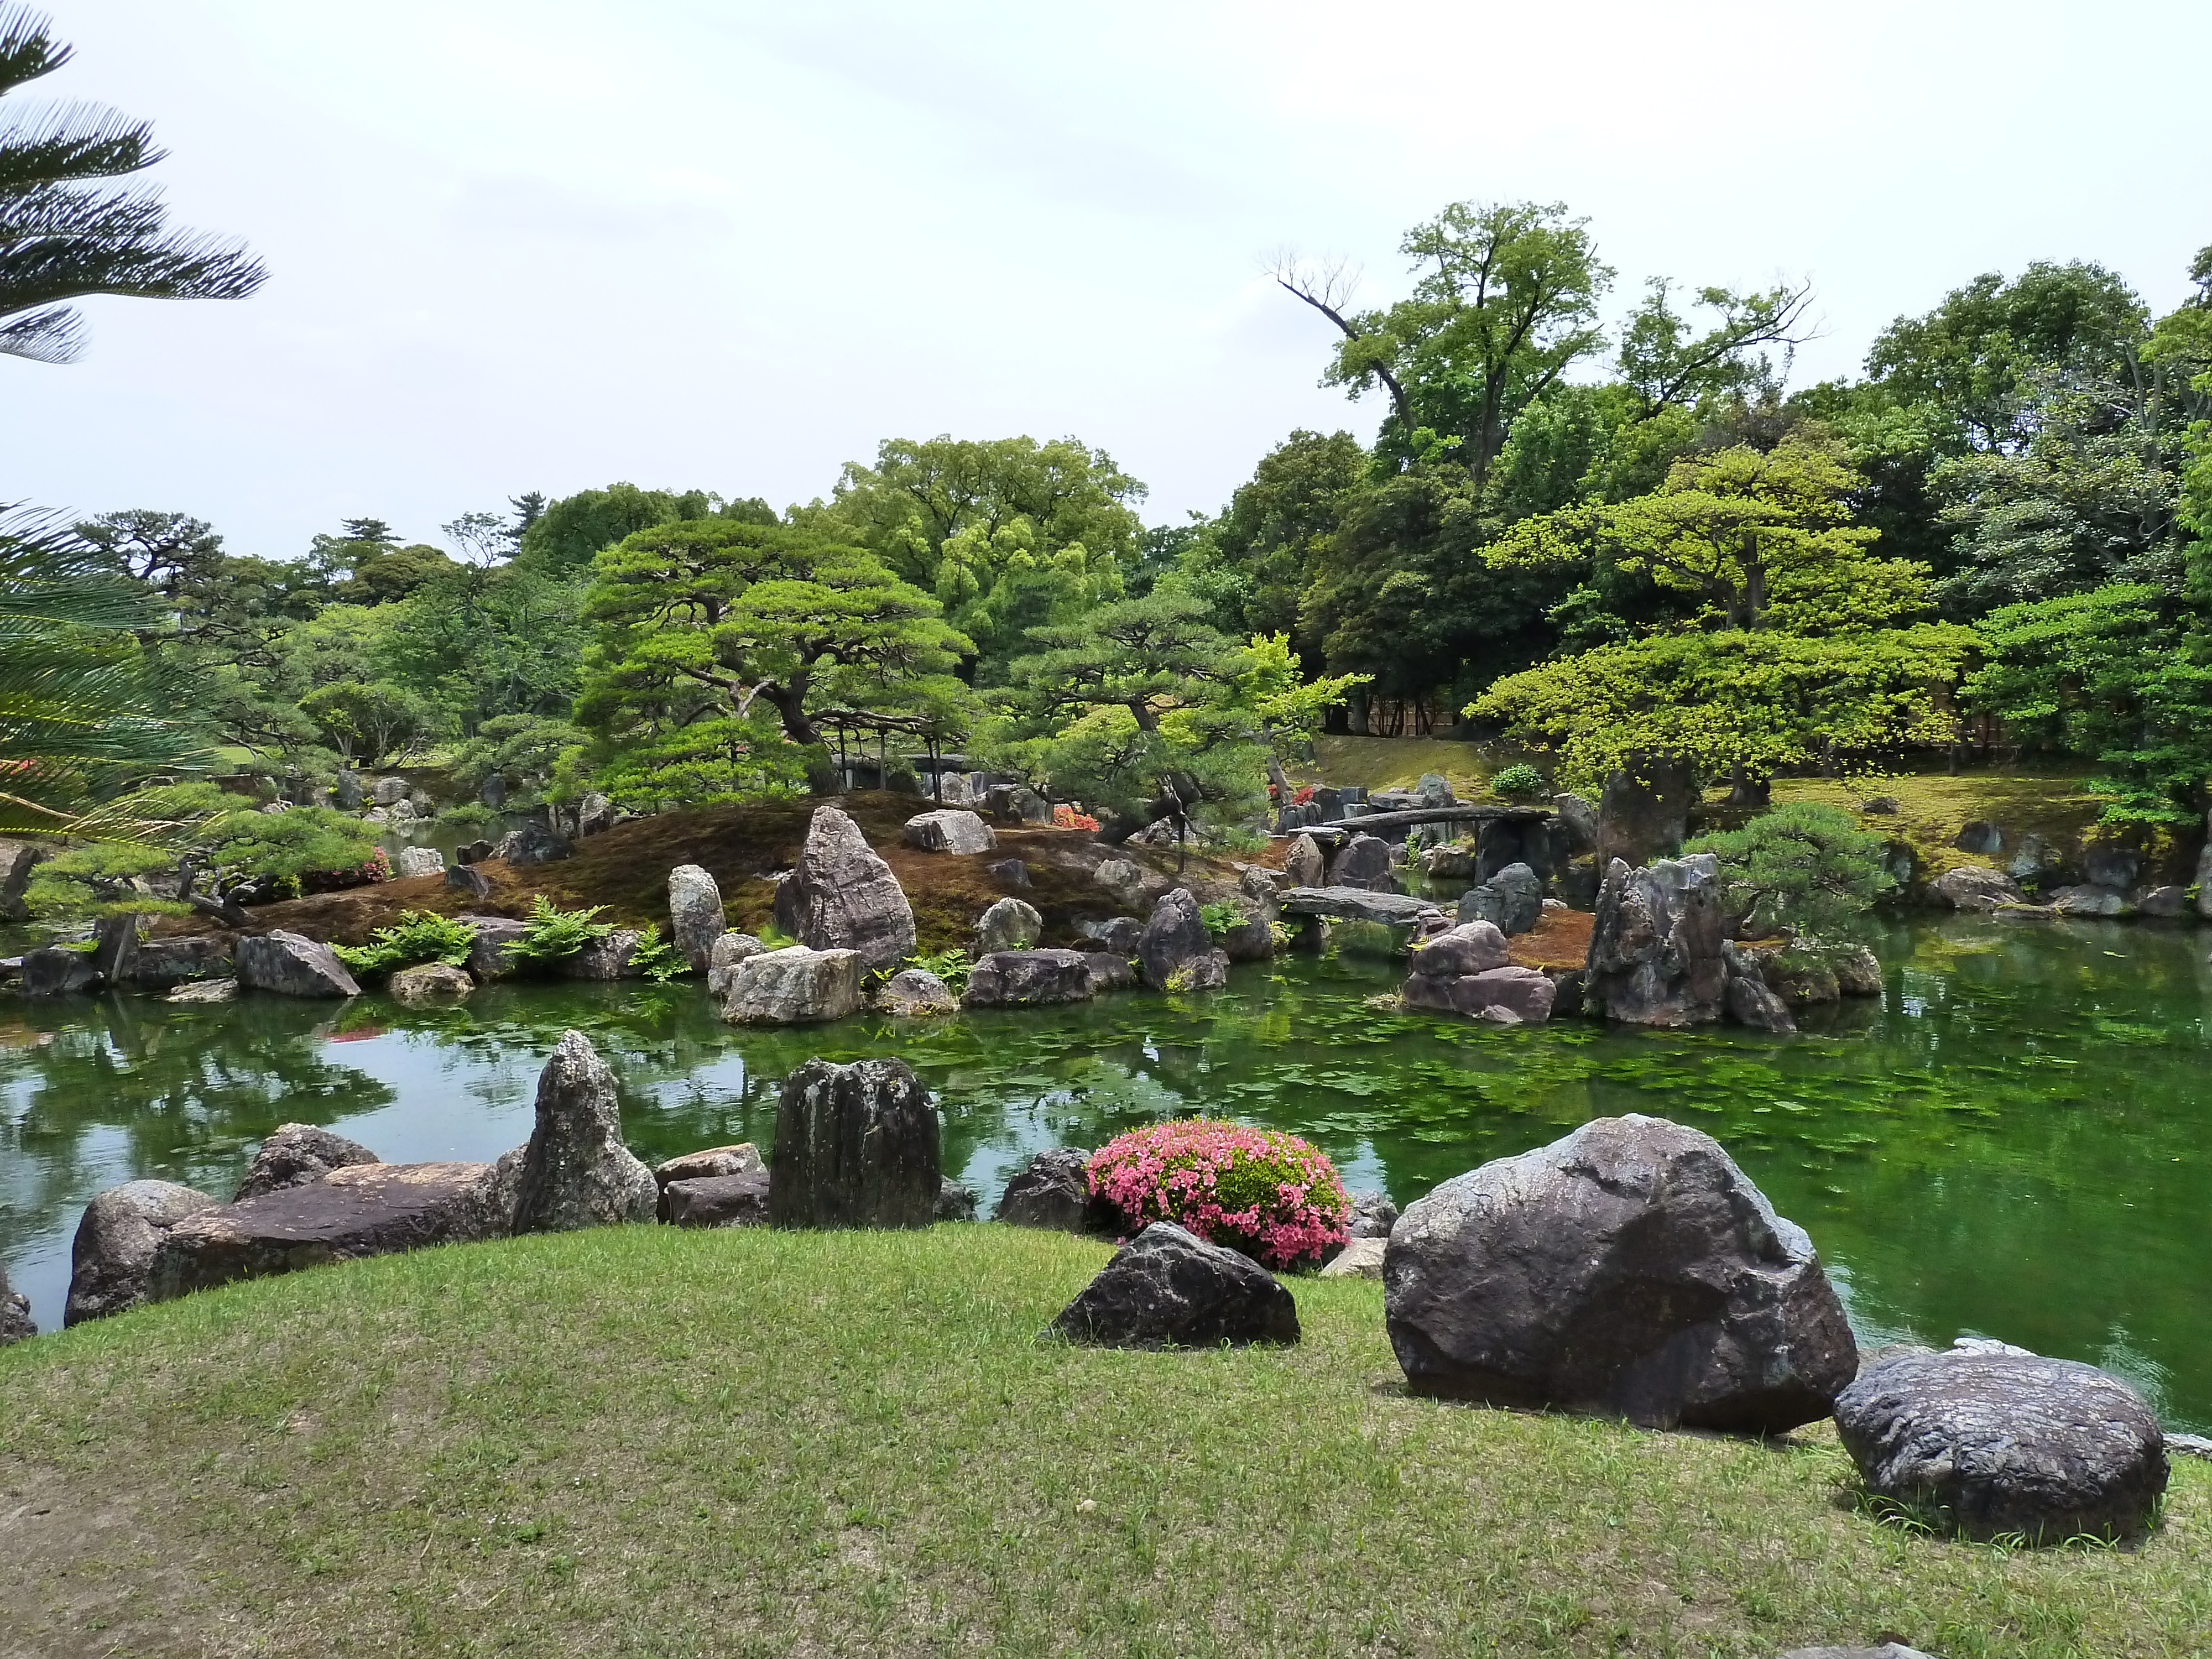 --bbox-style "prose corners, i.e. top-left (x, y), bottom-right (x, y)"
top-left (1086, 1119), bottom-right (1350, 1270)
top-left (1683, 802), bottom-right (1896, 945)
